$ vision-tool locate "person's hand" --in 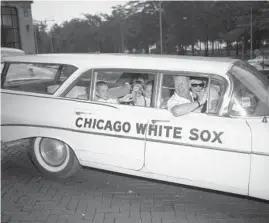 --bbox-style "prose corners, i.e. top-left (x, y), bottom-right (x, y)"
top-left (119, 94), bottom-right (133, 103)
top-left (198, 90), bottom-right (207, 105)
